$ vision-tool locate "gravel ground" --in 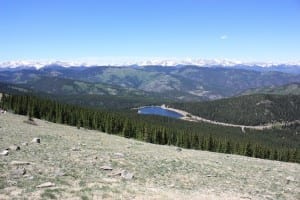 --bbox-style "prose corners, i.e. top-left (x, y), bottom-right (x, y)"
top-left (0, 112), bottom-right (299, 199)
